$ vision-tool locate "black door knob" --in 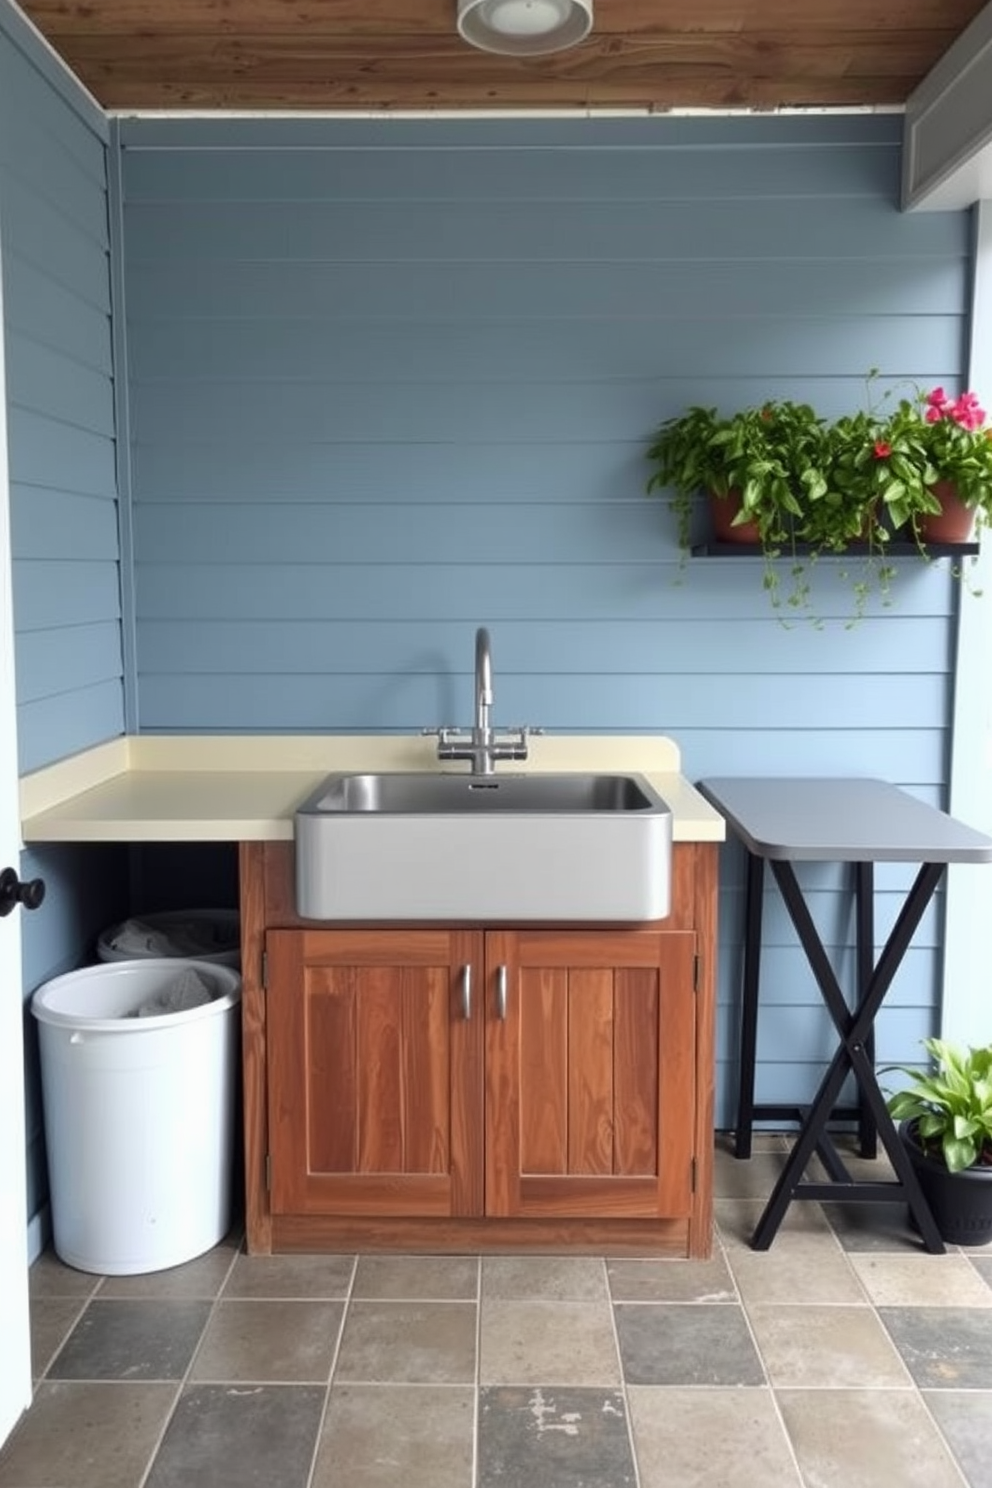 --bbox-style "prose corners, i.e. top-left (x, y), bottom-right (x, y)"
top-left (0, 867), bottom-right (46, 917)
